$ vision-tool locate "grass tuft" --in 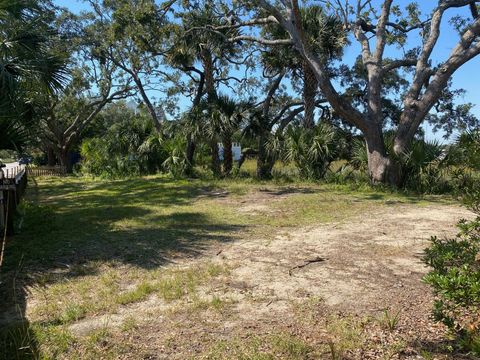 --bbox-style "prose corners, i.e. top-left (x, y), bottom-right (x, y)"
top-left (116, 281), bottom-right (157, 305)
